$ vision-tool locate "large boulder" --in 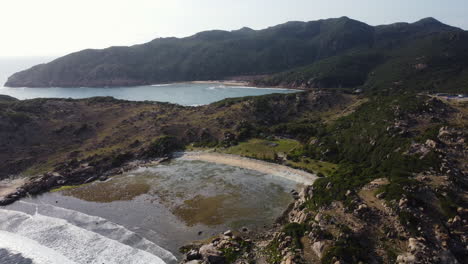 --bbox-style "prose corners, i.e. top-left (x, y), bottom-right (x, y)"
top-left (199, 244), bottom-right (225, 264)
